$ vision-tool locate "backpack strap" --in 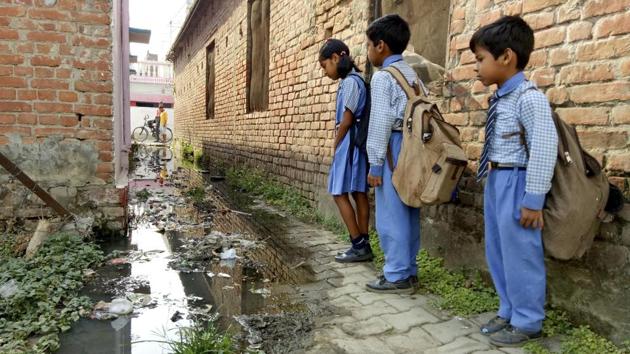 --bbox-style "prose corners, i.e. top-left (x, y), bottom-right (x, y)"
top-left (515, 86), bottom-right (539, 158)
top-left (383, 66), bottom-right (418, 99)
